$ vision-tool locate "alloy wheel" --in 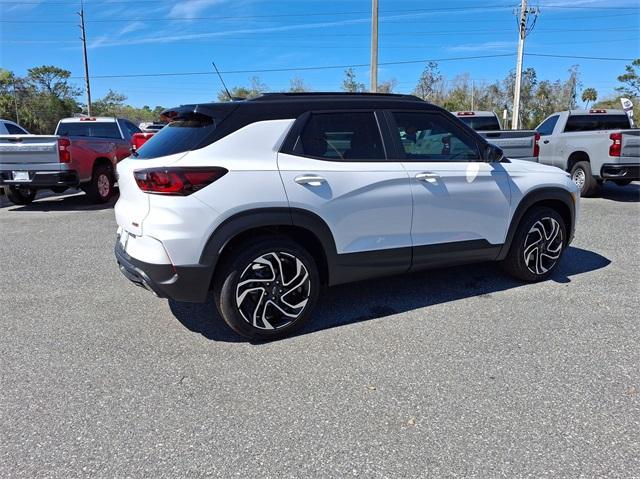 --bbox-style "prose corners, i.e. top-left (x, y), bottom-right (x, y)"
top-left (97, 173), bottom-right (111, 198)
top-left (523, 217), bottom-right (563, 275)
top-left (235, 251), bottom-right (311, 331)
